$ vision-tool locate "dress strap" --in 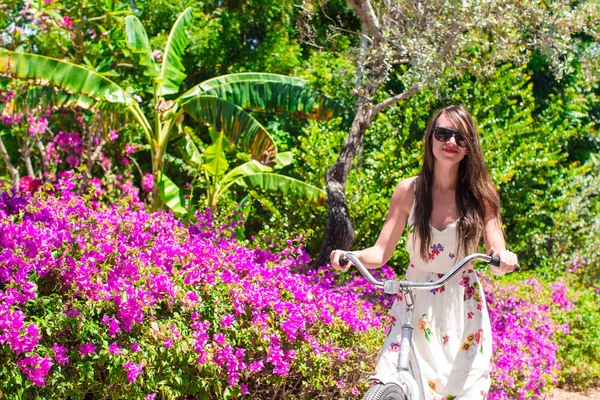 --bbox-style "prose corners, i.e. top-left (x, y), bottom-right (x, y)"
top-left (412, 176), bottom-right (418, 197)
